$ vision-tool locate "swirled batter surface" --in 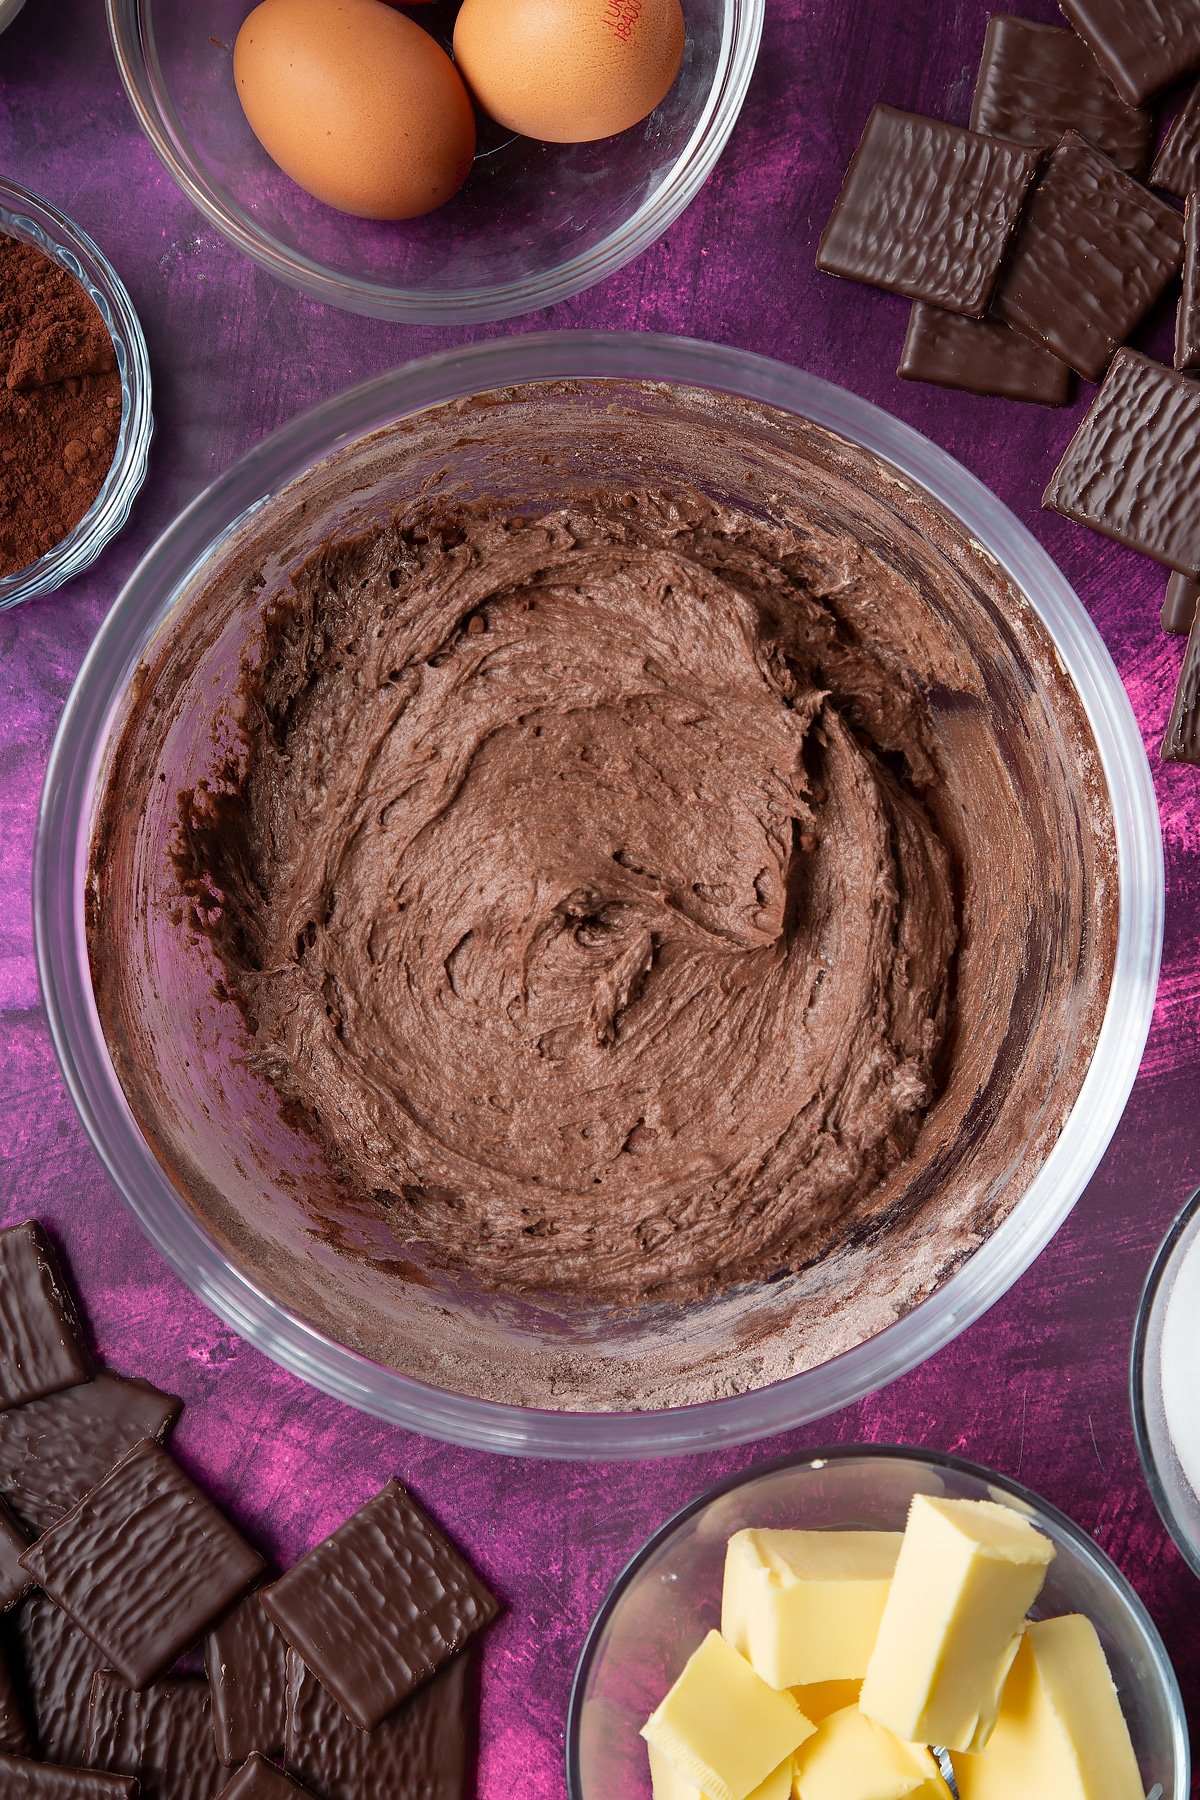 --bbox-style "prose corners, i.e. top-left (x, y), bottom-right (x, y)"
top-left (179, 488), bottom-right (958, 1302)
